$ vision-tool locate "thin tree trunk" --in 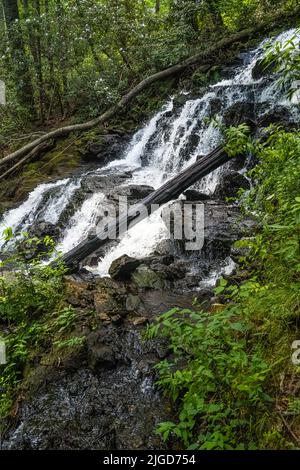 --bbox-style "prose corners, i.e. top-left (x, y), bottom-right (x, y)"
top-left (34, 0), bottom-right (45, 122)
top-left (2, 0), bottom-right (35, 113)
